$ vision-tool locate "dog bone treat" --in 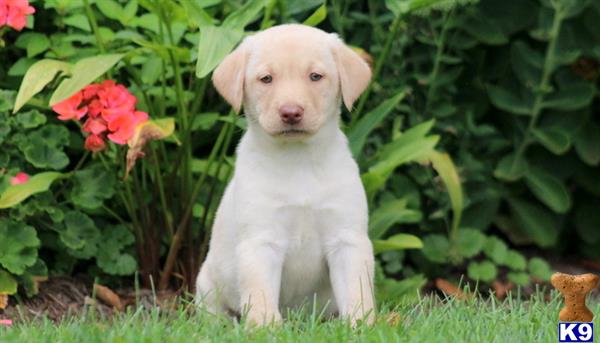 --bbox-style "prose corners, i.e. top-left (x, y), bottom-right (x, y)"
top-left (551, 272), bottom-right (599, 322)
